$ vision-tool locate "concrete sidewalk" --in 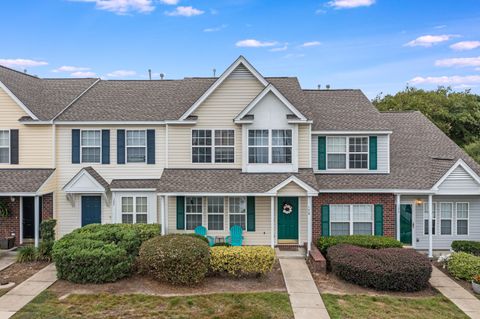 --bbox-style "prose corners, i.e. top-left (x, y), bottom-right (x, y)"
top-left (430, 266), bottom-right (480, 319)
top-left (0, 251), bottom-right (16, 272)
top-left (0, 263), bottom-right (57, 319)
top-left (279, 258), bottom-right (330, 319)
